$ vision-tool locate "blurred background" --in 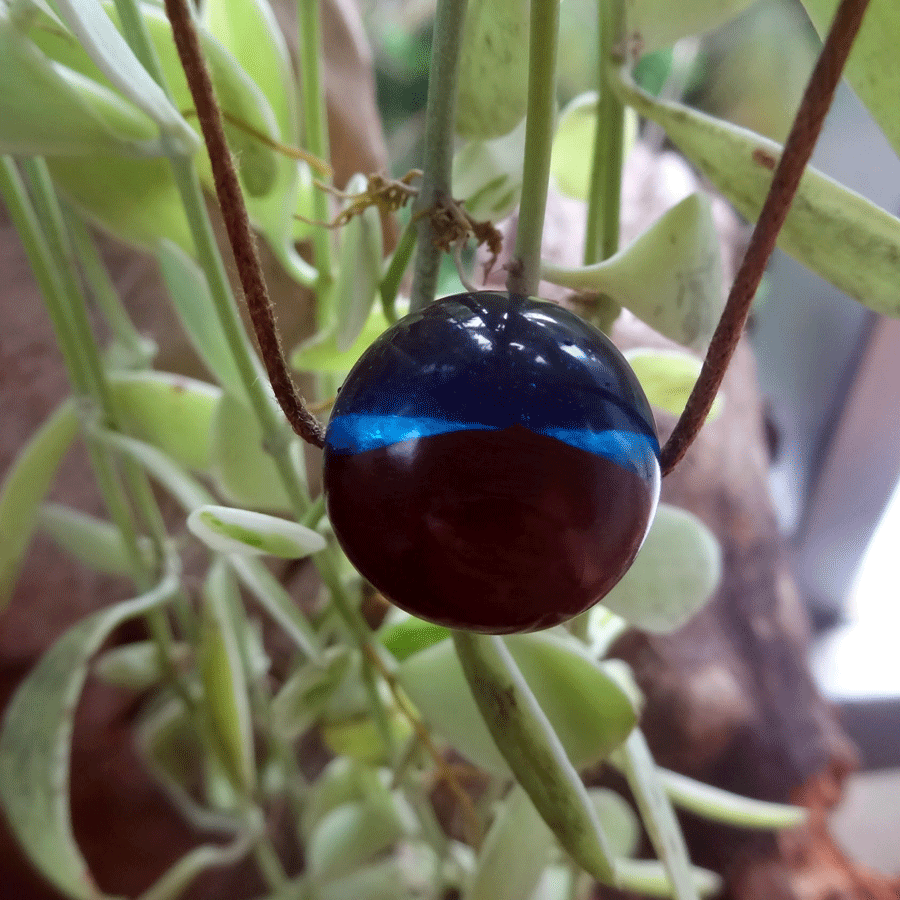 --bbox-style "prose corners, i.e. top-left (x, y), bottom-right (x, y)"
top-left (358, 0), bottom-right (900, 872)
